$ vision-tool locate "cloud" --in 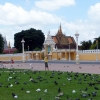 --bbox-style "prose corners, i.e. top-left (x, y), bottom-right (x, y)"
top-left (0, 2), bottom-right (100, 47)
top-left (0, 3), bottom-right (62, 26)
top-left (35, 0), bottom-right (75, 11)
top-left (63, 19), bottom-right (100, 44)
top-left (88, 3), bottom-right (100, 22)
top-left (0, 3), bottom-right (63, 46)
